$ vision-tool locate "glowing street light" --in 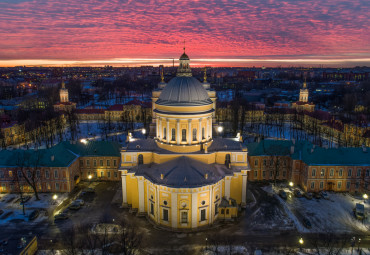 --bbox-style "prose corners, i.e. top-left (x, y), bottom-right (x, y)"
top-left (88, 175), bottom-right (92, 180)
top-left (80, 138), bottom-right (88, 144)
top-left (53, 194), bottom-right (58, 200)
top-left (363, 194), bottom-right (368, 199)
top-left (142, 128), bottom-right (146, 135)
top-left (217, 126), bottom-right (223, 133)
top-left (299, 237), bottom-right (304, 251)
top-left (289, 182), bottom-right (294, 187)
